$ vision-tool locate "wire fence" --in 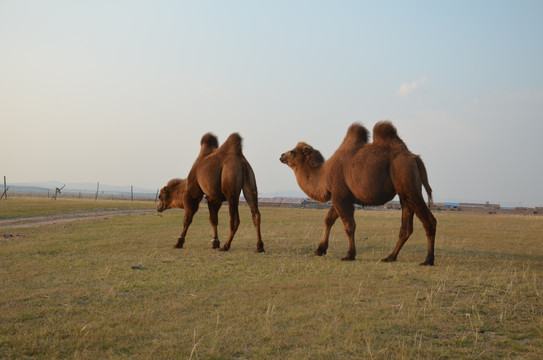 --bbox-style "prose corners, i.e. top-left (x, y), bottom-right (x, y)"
top-left (1, 189), bottom-right (158, 202)
top-left (1, 177), bottom-right (158, 202)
